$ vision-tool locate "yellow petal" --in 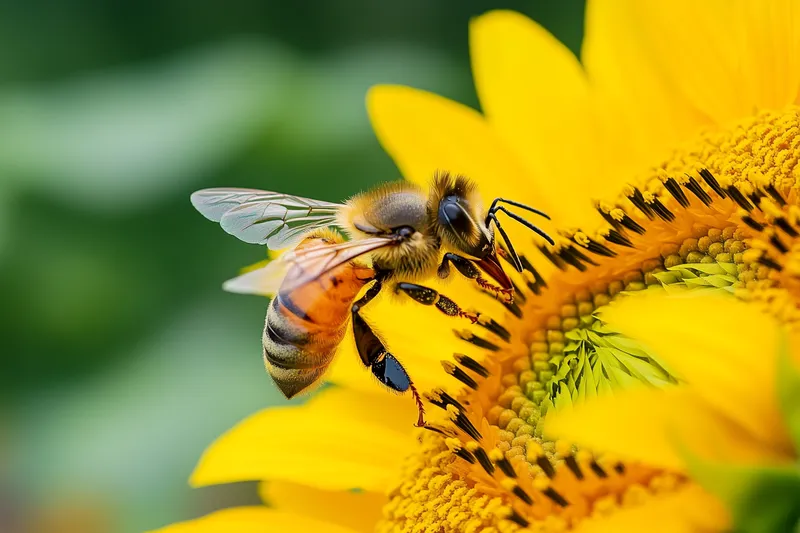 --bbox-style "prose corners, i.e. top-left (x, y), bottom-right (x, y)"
top-left (545, 387), bottom-right (788, 471)
top-left (584, 1), bottom-right (800, 162)
top-left (366, 84), bottom-right (558, 259)
top-left (599, 0), bottom-right (800, 116)
top-left (260, 481), bottom-right (383, 533)
top-left (148, 507), bottom-right (358, 533)
top-left (734, 0), bottom-right (800, 110)
top-left (470, 10), bottom-right (601, 228)
top-left (367, 84), bottom-right (536, 207)
top-left (588, 1), bottom-right (742, 119)
top-left (190, 387), bottom-right (415, 492)
top-left (573, 484), bottom-right (729, 533)
top-left (583, 0), bottom-right (712, 172)
top-left (599, 292), bottom-right (795, 458)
